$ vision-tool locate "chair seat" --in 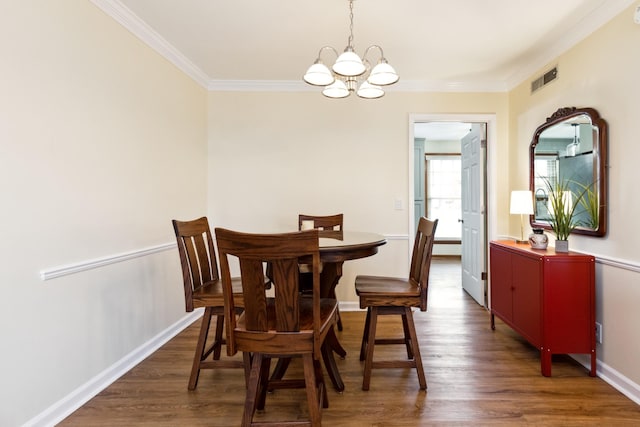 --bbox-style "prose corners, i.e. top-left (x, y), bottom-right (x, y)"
top-left (355, 275), bottom-right (420, 297)
top-left (192, 277), bottom-right (243, 308)
top-left (235, 297), bottom-right (338, 354)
